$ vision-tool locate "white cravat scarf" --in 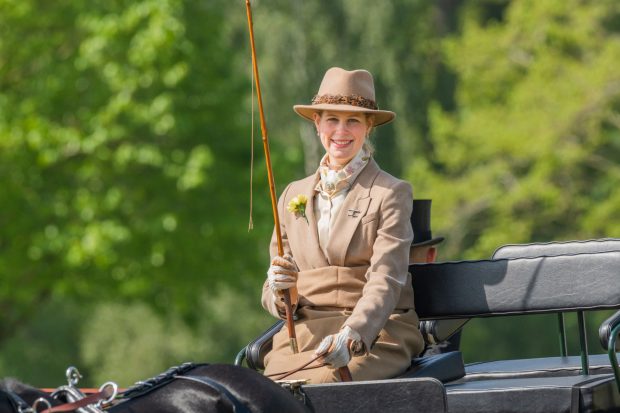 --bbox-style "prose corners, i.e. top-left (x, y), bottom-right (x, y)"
top-left (317, 145), bottom-right (371, 198)
top-left (314, 146), bottom-right (371, 259)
